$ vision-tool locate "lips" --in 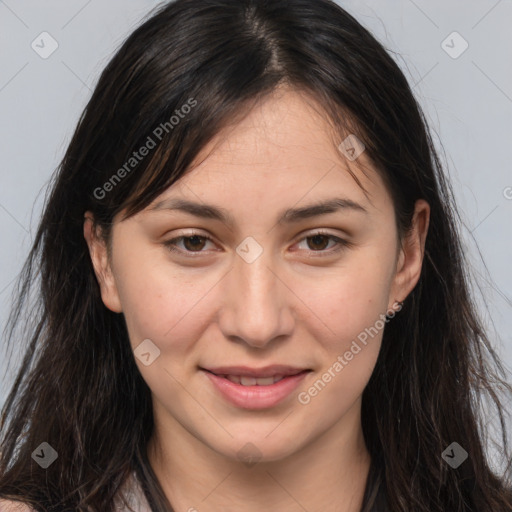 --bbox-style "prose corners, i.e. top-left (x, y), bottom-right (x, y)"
top-left (202, 370), bottom-right (310, 410)
top-left (201, 367), bottom-right (311, 409)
